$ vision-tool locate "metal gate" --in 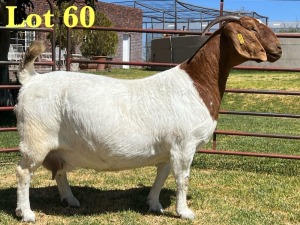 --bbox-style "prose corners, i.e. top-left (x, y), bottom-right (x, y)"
top-left (0, 23), bottom-right (299, 160)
